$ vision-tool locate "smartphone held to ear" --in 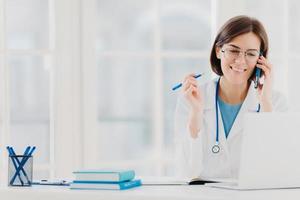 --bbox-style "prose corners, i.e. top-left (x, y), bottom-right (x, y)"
top-left (254, 53), bottom-right (263, 89)
top-left (254, 67), bottom-right (262, 89)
